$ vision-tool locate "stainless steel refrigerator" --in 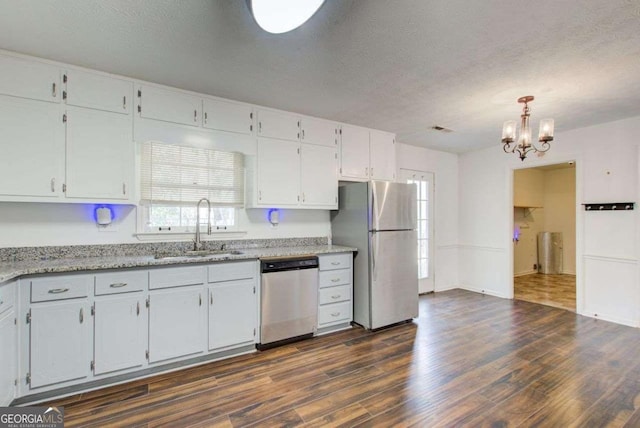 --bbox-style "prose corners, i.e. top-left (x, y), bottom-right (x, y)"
top-left (331, 181), bottom-right (418, 329)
